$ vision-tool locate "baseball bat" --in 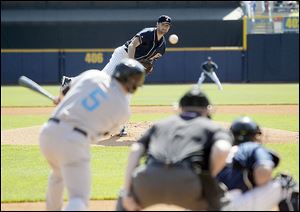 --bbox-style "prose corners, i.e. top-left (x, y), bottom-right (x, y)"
top-left (18, 76), bottom-right (55, 101)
